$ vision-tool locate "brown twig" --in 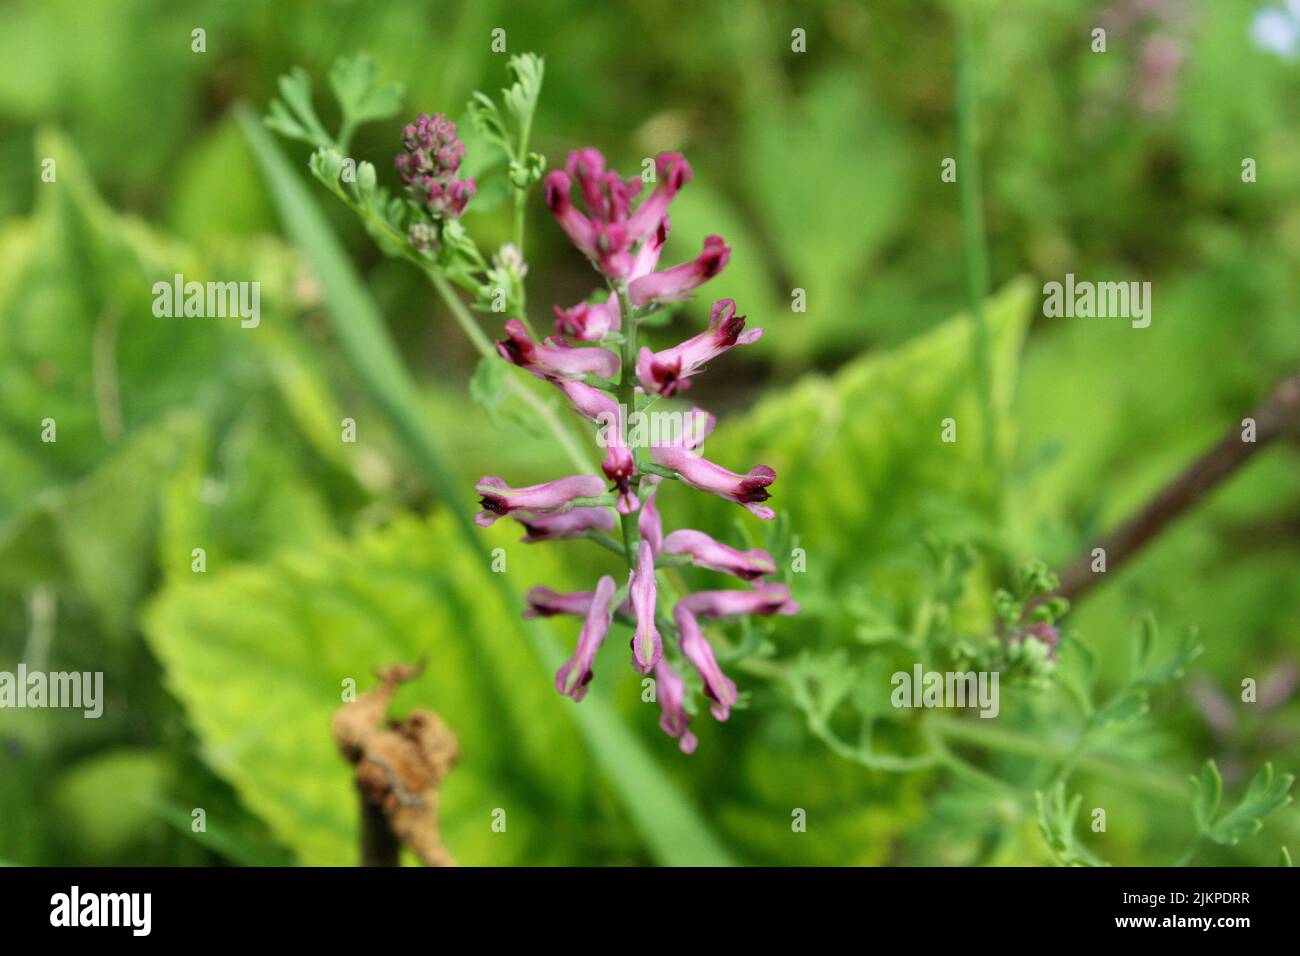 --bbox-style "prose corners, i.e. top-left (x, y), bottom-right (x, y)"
top-left (360, 794), bottom-right (402, 867)
top-left (332, 661), bottom-right (460, 867)
top-left (1054, 375), bottom-right (1300, 603)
